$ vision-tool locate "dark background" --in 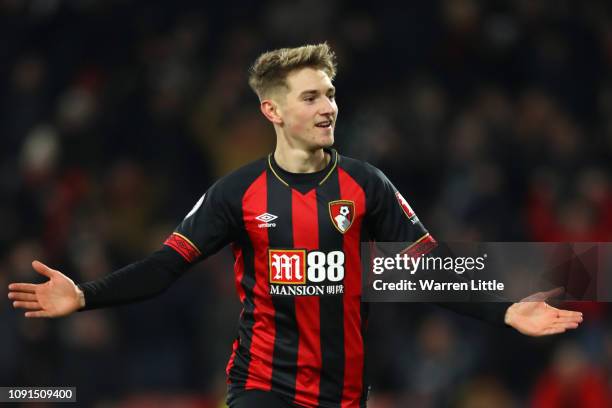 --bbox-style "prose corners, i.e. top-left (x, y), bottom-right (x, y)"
top-left (1, 1), bottom-right (611, 406)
